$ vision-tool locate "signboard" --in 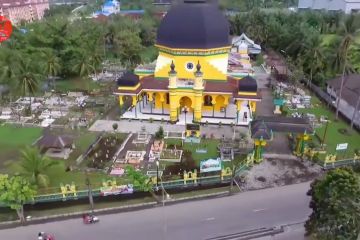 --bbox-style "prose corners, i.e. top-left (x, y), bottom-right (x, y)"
top-left (0, 16), bottom-right (13, 43)
top-left (186, 123), bottom-right (200, 131)
top-left (146, 170), bottom-right (163, 177)
top-left (200, 158), bottom-right (222, 173)
top-left (100, 184), bottom-right (134, 196)
top-left (336, 143), bottom-right (348, 151)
